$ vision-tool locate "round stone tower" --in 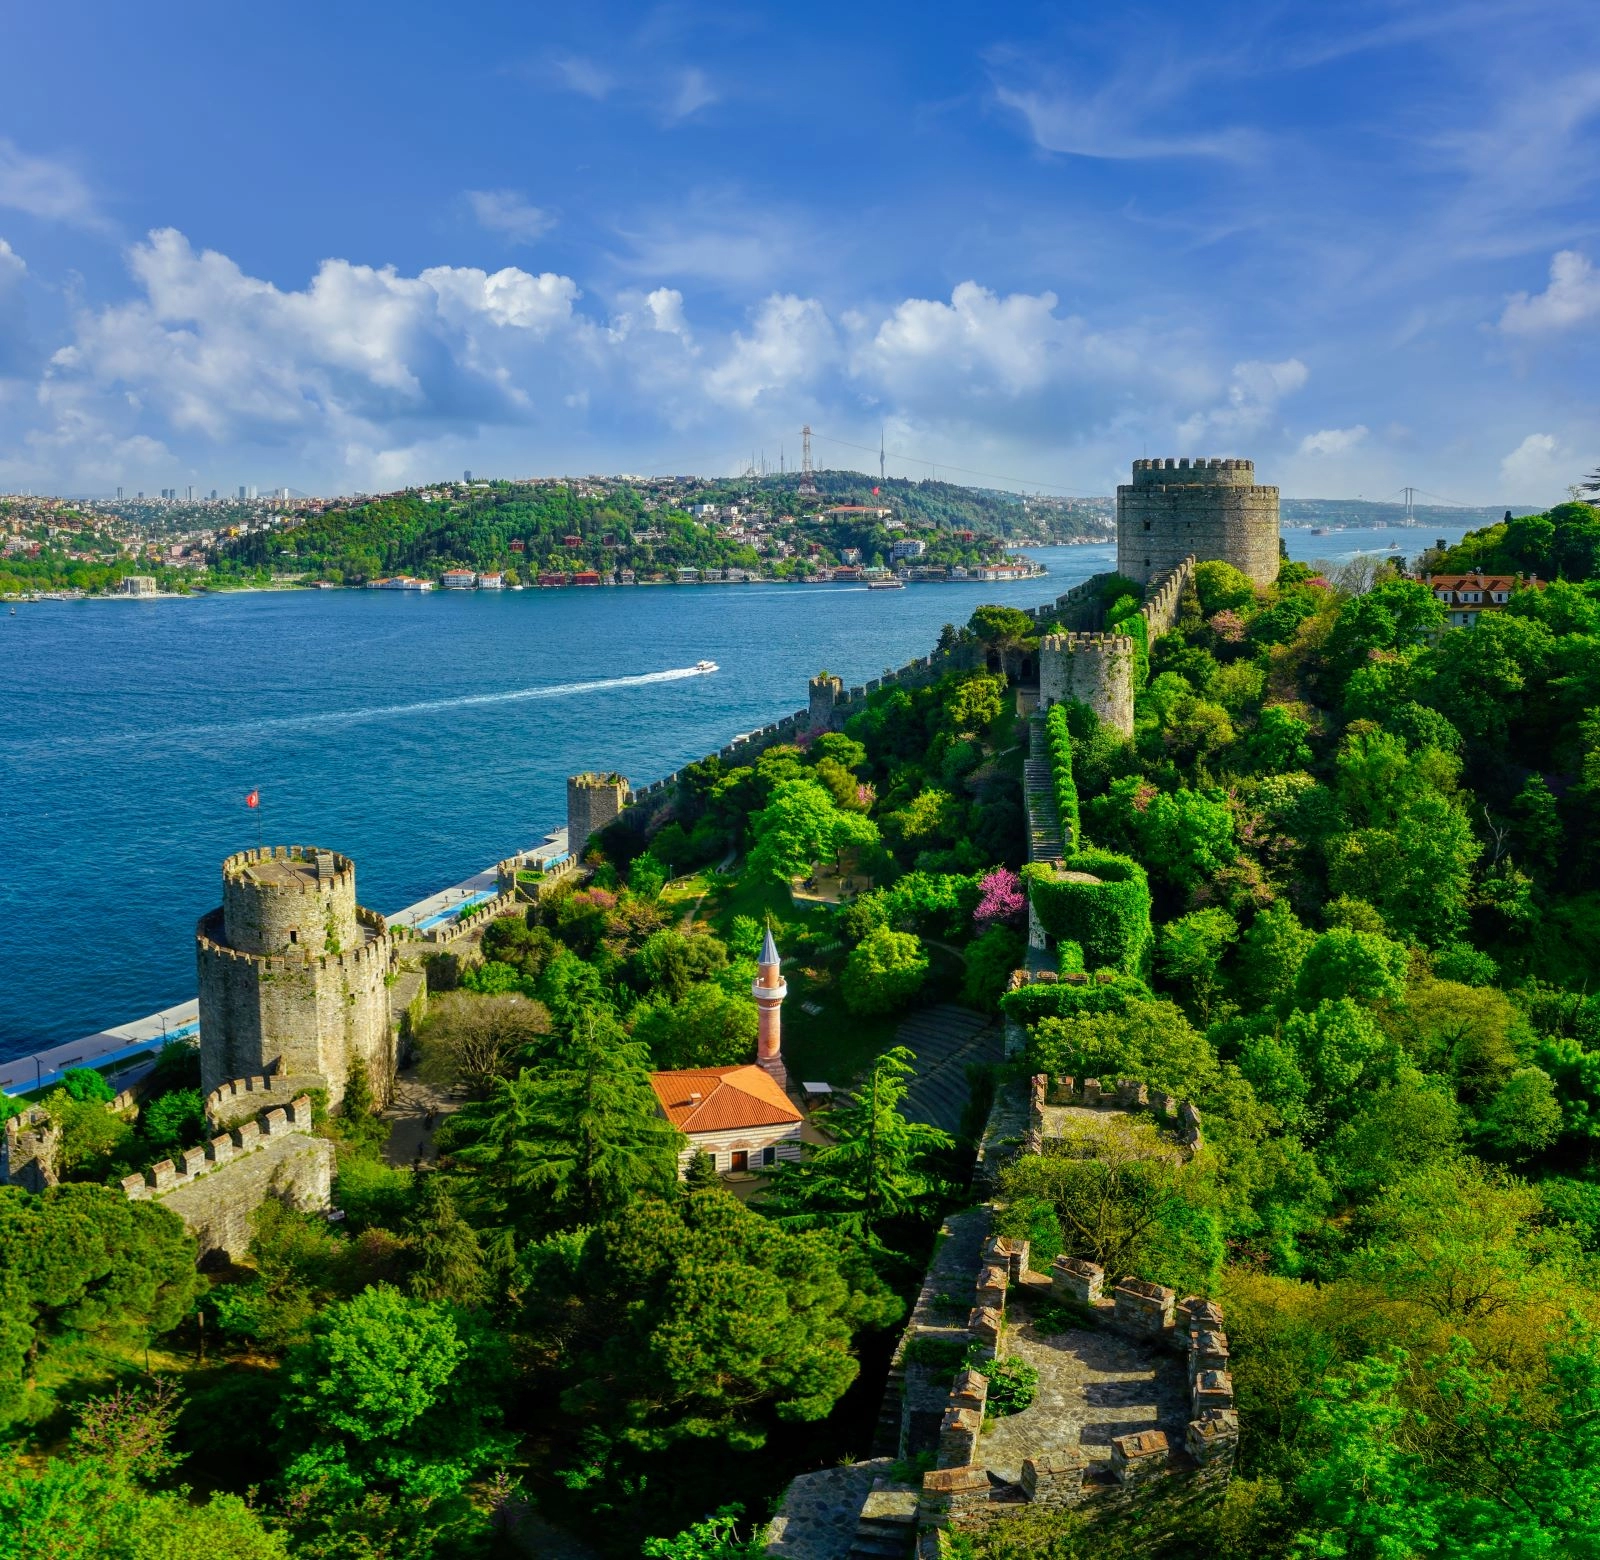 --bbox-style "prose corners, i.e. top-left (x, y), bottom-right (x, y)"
top-left (752, 925), bottom-right (789, 1091)
top-left (1116, 457), bottom-right (1279, 588)
top-left (197, 846), bottom-right (395, 1110)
